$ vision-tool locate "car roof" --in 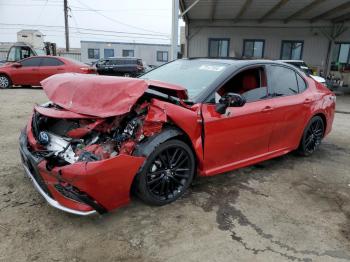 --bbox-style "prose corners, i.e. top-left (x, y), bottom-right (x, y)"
top-left (101, 57), bottom-right (140, 60)
top-left (185, 57), bottom-right (295, 68)
top-left (178, 57), bottom-right (308, 103)
top-left (277, 60), bottom-right (305, 63)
